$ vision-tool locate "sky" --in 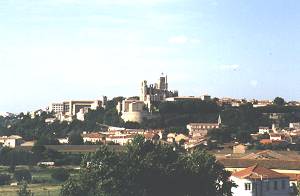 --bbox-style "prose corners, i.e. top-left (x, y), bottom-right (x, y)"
top-left (1, 0), bottom-right (300, 112)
